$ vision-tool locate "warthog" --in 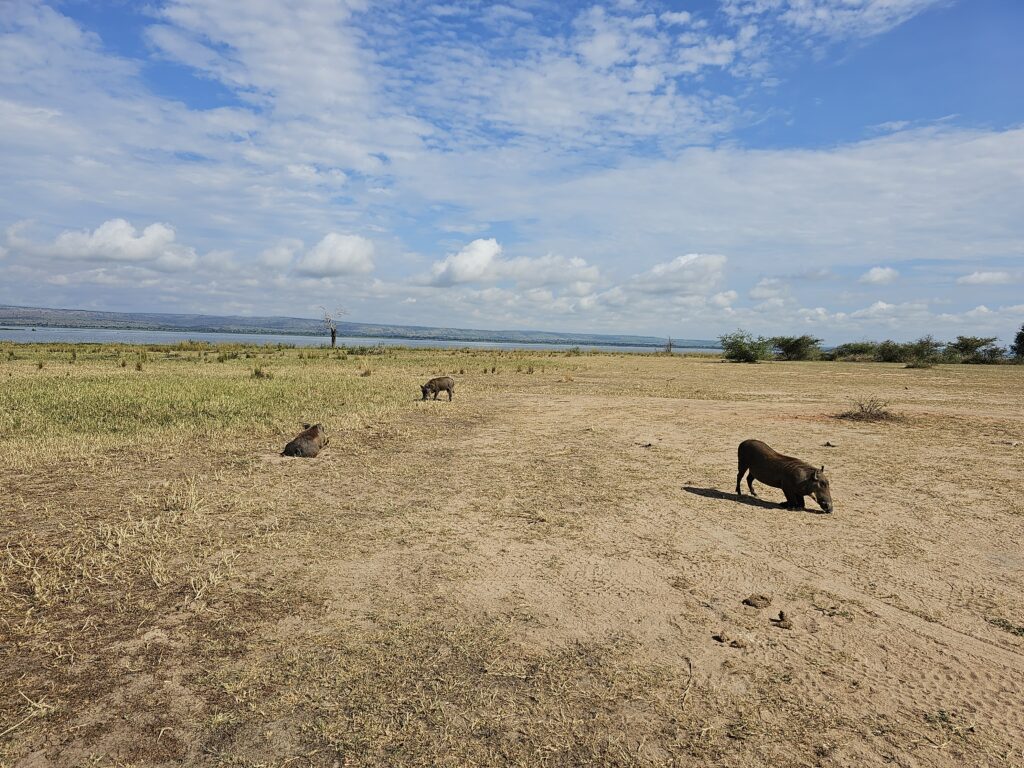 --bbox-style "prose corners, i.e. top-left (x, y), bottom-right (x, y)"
top-left (282, 423), bottom-right (329, 458)
top-left (736, 439), bottom-right (833, 513)
top-left (421, 376), bottom-right (455, 401)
